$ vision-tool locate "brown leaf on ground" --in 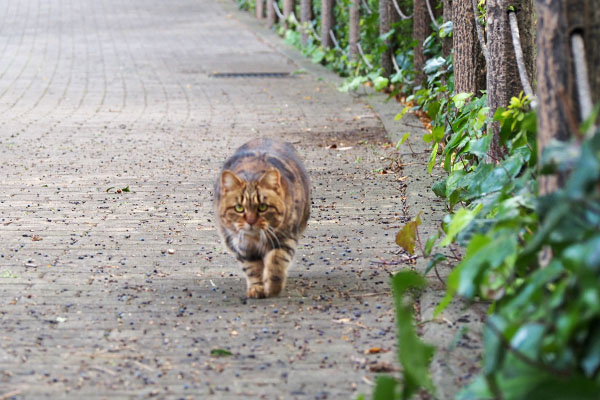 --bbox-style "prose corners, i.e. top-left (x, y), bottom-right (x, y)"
top-left (368, 361), bottom-right (397, 372)
top-left (364, 347), bottom-right (388, 354)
